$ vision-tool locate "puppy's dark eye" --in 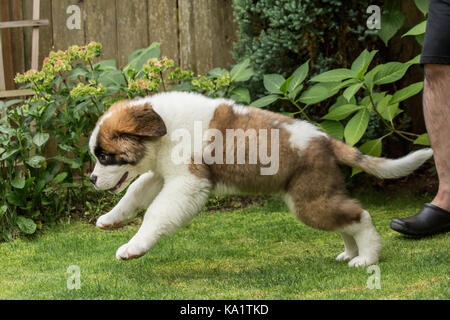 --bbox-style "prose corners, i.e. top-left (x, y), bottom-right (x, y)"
top-left (98, 153), bottom-right (110, 162)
